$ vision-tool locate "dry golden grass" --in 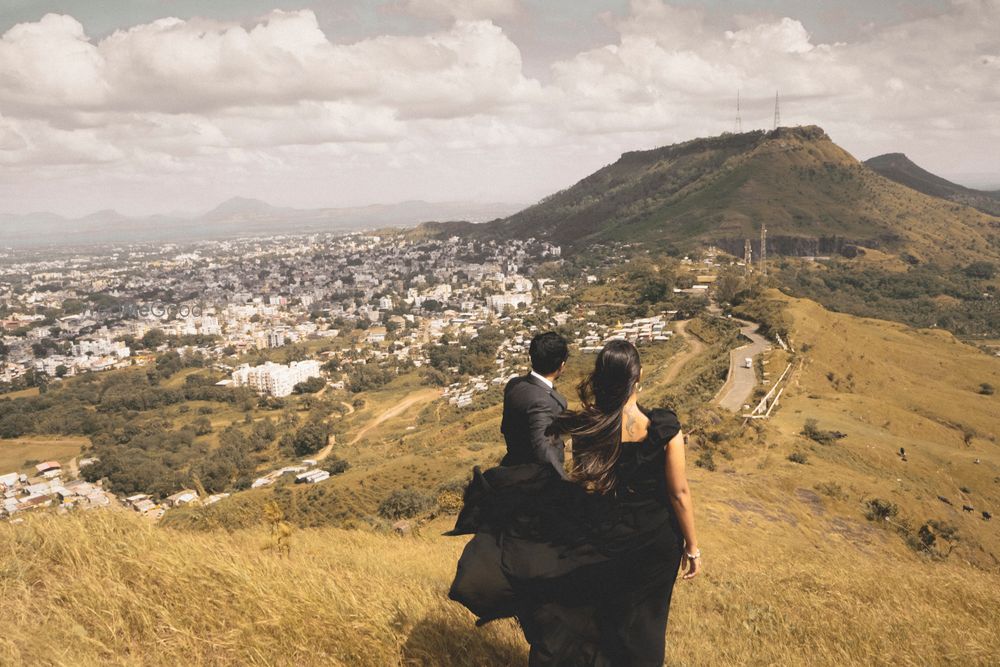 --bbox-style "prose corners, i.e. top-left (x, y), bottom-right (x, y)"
top-left (0, 436), bottom-right (88, 474)
top-left (2, 496), bottom-right (998, 666)
top-left (5, 294), bottom-right (1000, 665)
